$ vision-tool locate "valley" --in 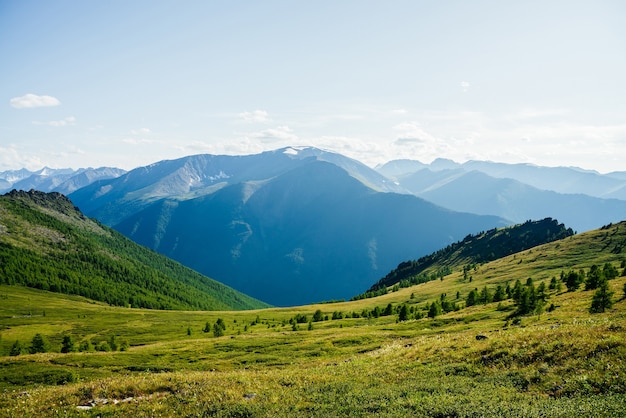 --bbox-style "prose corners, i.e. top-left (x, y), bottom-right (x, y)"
top-left (1, 221), bottom-right (625, 416)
